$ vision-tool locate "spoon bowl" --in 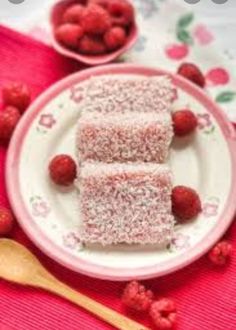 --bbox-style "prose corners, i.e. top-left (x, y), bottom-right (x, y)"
top-left (0, 239), bottom-right (47, 285)
top-left (0, 239), bottom-right (149, 330)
